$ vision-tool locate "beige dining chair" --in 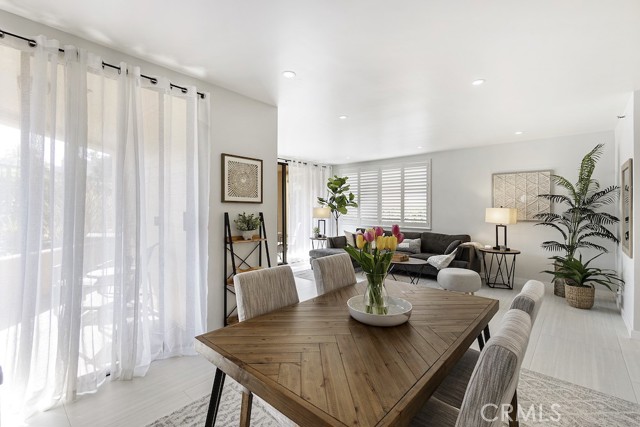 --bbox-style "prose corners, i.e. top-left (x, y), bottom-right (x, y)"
top-left (232, 265), bottom-right (300, 426)
top-left (431, 280), bottom-right (545, 419)
top-left (234, 264), bottom-right (300, 322)
top-left (311, 253), bottom-right (357, 295)
top-left (410, 308), bottom-right (532, 427)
